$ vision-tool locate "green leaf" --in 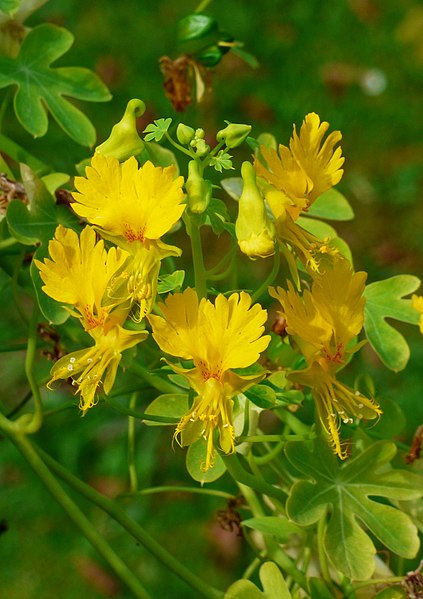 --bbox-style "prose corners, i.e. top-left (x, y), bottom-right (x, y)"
top-left (0, 24), bottom-right (111, 145)
top-left (6, 164), bottom-right (78, 246)
top-left (363, 275), bottom-right (421, 371)
top-left (308, 578), bottom-right (335, 599)
top-left (157, 270), bottom-right (185, 294)
top-left (225, 562), bottom-right (292, 599)
top-left (242, 516), bottom-right (303, 542)
top-left (0, 0), bottom-right (19, 15)
top-left (186, 438), bottom-right (226, 483)
top-left (307, 188), bottom-right (354, 221)
top-left (245, 384), bottom-right (276, 409)
top-left (221, 177), bottom-right (243, 201)
top-left (286, 438), bottom-right (423, 580)
top-left (210, 150), bottom-right (233, 172)
top-left (143, 118), bottom-right (172, 142)
top-left (143, 393), bottom-right (189, 426)
top-left (204, 198), bottom-right (231, 235)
